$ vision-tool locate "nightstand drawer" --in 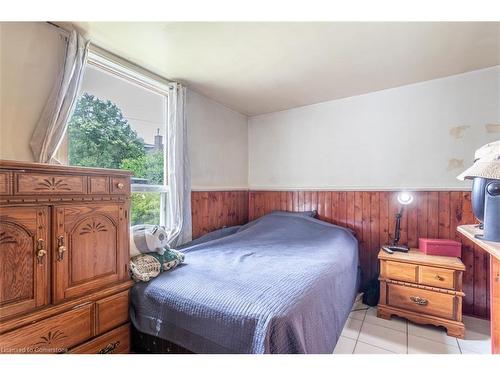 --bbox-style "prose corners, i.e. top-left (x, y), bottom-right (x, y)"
top-left (378, 248), bottom-right (465, 338)
top-left (383, 261), bottom-right (418, 283)
top-left (419, 266), bottom-right (456, 290)
top-left (387, 284), bottom-right (456, 320)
